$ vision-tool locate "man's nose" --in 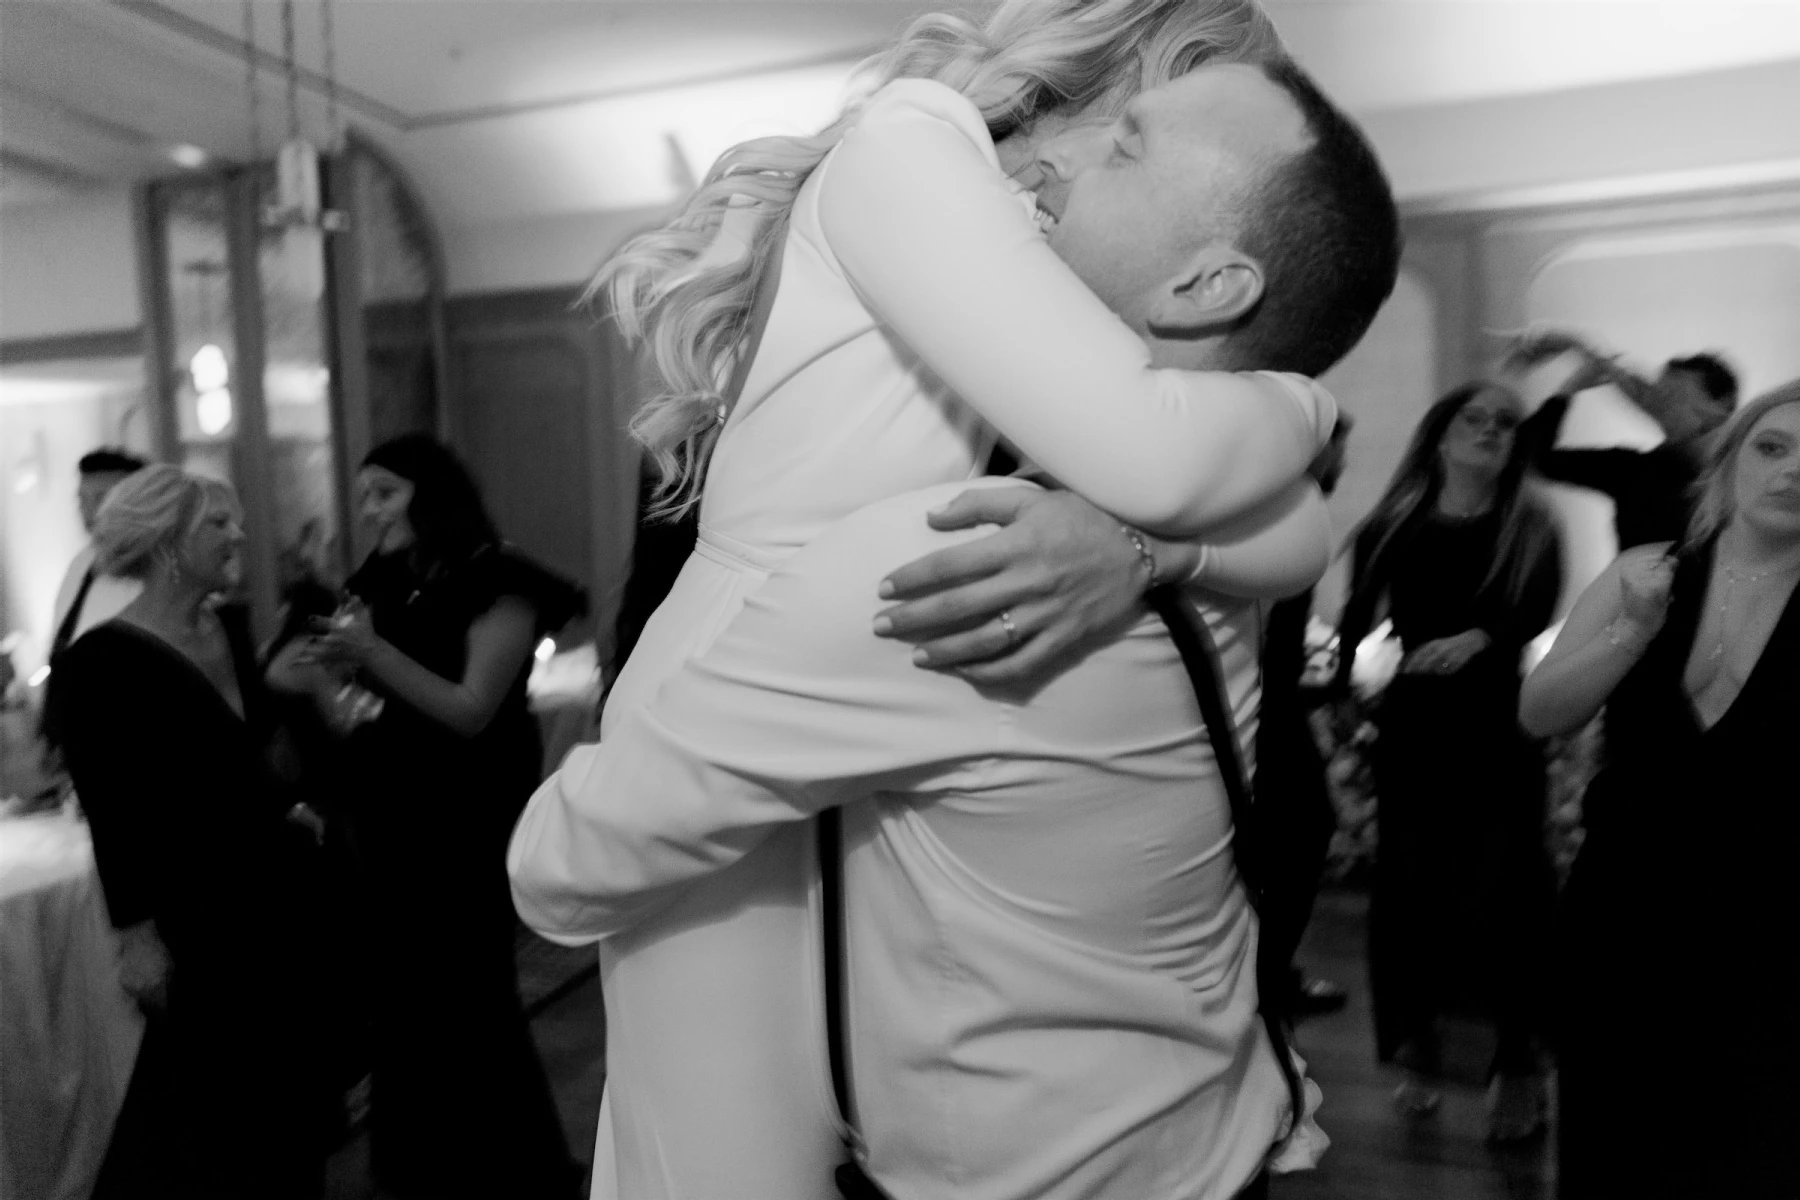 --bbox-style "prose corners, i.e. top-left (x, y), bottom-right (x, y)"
top-left (1034, 125), bottom-right (1110, 182)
